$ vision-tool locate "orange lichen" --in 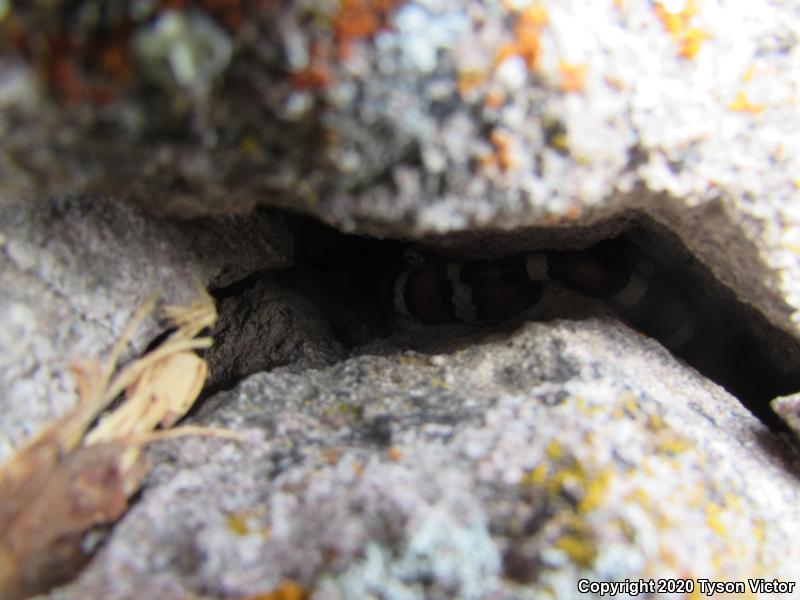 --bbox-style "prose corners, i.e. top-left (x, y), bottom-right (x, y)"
top-left (484, 88), bottom-right (505, 109)
top-left (540, 206), bottom-right (583, 226)
top-left (678, 26), bottom-right (708, 59)
top-left (290, 40), bottom-right (334, 91)
top-left (496, 3), bottom-right (549, 71)
top-left (653, 0), bottom-right (709, 59)
top-left (387, 446), bottom-right (403, 461)
top-left (458, 70), bottom-right (488, 95)
top-left (2, 9), bottom-right (139, 105)
top-left (97, 37), bottom-right (134, 83)
top-left (291, 66), bottom-right (333, 90)
top-left (562, 203), bottom-right (583, 221)
top-left (321, 448), bottom-right (340, 464)
top-left (242, 580), bottom-right (310, 600)
top-left (728, 90), bottom-right (765, 114)
top-left (654, 0), bottom-right (697, 36)
top-left (520, 4), bottom-right (549, 30)
top-left (484, 128), bottom-right (519, 171)
top-left (558, 60), bottom-right (587, 94)
top-left (334, 0), bottom-right (400, 59)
